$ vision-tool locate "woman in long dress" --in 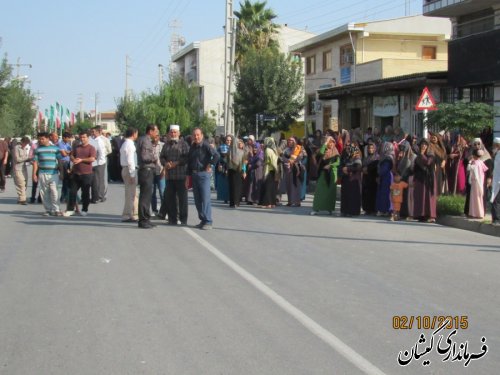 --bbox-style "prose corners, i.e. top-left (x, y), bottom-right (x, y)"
top-left (467, 149), bottom-right (489, 218)
top-left (464, 138), bottom-right (493, 216)
top-left (446, 134), bottom-right (468, 195)
top-left (227, 136), bottom-right (246, 207)
top-left (413, 139), bottom-right (437, 222)
top-left (376, 142), bottom-right (394, 216)
top-left (247, 142), bottom-right (264, 205)
top-left (282, 137), bottom-right (305, 207)
top-left (311, 136), bottom-right (340, 215)
top-left (259, 137), bottom-right (279, 208)
top-left (362, 141), bottom-right (379, 215)
top-left (396, 141), bottom-right (416, 218)
top-left (216, 135), bottom-right (230, 203)
top-left (339, 143), bottom-right (362, 216)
